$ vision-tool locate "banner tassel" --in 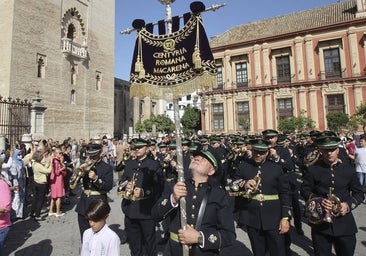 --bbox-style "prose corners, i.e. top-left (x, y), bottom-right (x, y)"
top-left (193, 16), bottom-right (202, 71)
top-left (193, 45), bottom-right (202, 70)
top-left (134, 31), bottom-right (145, 79)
